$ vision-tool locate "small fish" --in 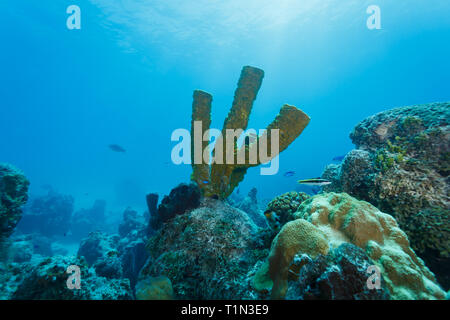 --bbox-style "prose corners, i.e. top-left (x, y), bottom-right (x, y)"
top-left (108, 144), bottom-right (126, 153)
top-left (332, 155), bottom-right (345, 162)
top-left (298, 177), bottom-right (332, 186)
top-left (284, 171), bottom-right (296, 177)
top-left (202, 180), bottom-right (209, 184)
